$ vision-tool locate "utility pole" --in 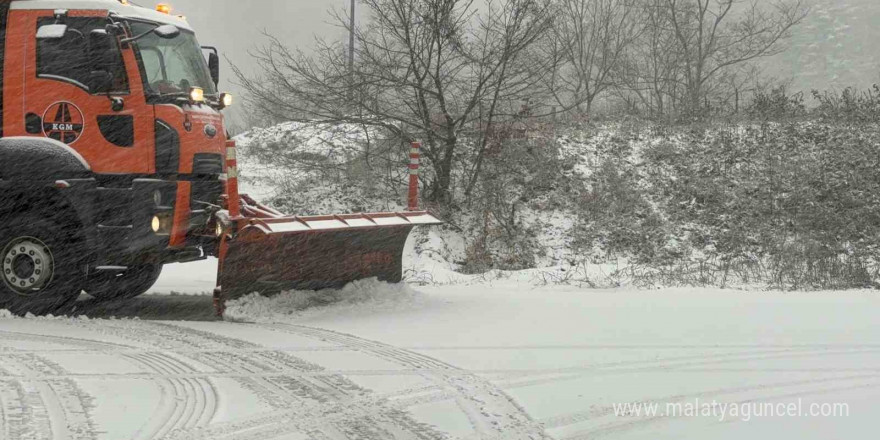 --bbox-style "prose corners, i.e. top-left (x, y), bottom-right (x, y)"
top-left (348, 0), bottom-right (356, 79)
top-left (347, 0), bottom-right (356, 102)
